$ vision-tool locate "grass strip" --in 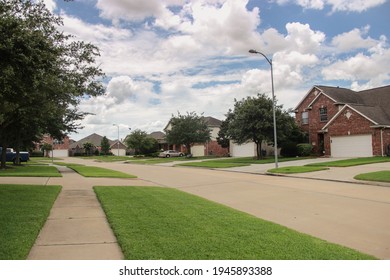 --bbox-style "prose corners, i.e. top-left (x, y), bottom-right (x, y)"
top-left (0, 184), bottom-right (61, 259)
top-left (307, 157), bottom-right (390, 167)
top-left (94, 186), bottom-right (375, 260)
top-left (69, 165), bottom-right (137, 178)
top-left (177, 157), bottom-right (311, 168)
top-left (178, 161), bottom-right (250, 168)
top-left (0, 165), bottom-right (62, 177)
top-left (268, 166), bottom-right (329, 174)
top-left (354, 171), bottom-right (390, 183)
